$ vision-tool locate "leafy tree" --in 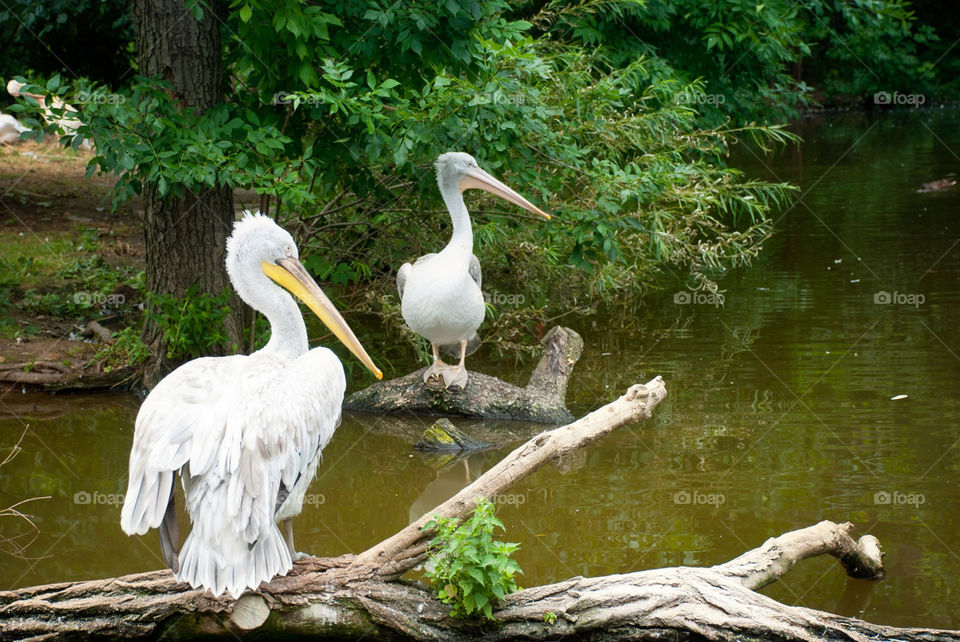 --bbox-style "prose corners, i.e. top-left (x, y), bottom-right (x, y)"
top-left (11, 0), bottom-right (804, 374)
